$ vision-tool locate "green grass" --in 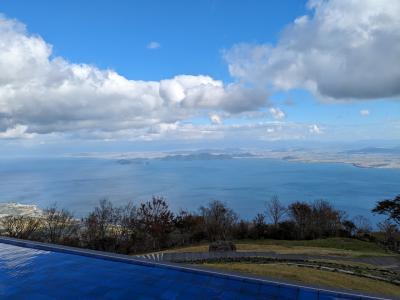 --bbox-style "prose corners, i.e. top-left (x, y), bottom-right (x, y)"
top-left (235, 238), bottom-right (388, 255)
top-left (157, 238), bottom-right (392, 258)
top-left (158, 238), bottom-right (398, 297)
top-left (201, 262), bottom-right (400, 298)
